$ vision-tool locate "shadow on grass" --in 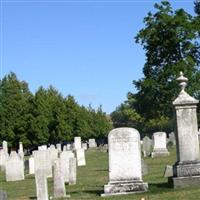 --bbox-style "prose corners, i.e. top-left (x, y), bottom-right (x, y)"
top-left (148, 182), bottom-right (172, 194)
top-left (70, 189), bottom-right (103, 196)
top-left (29, 196), bottom-right (36, 199)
